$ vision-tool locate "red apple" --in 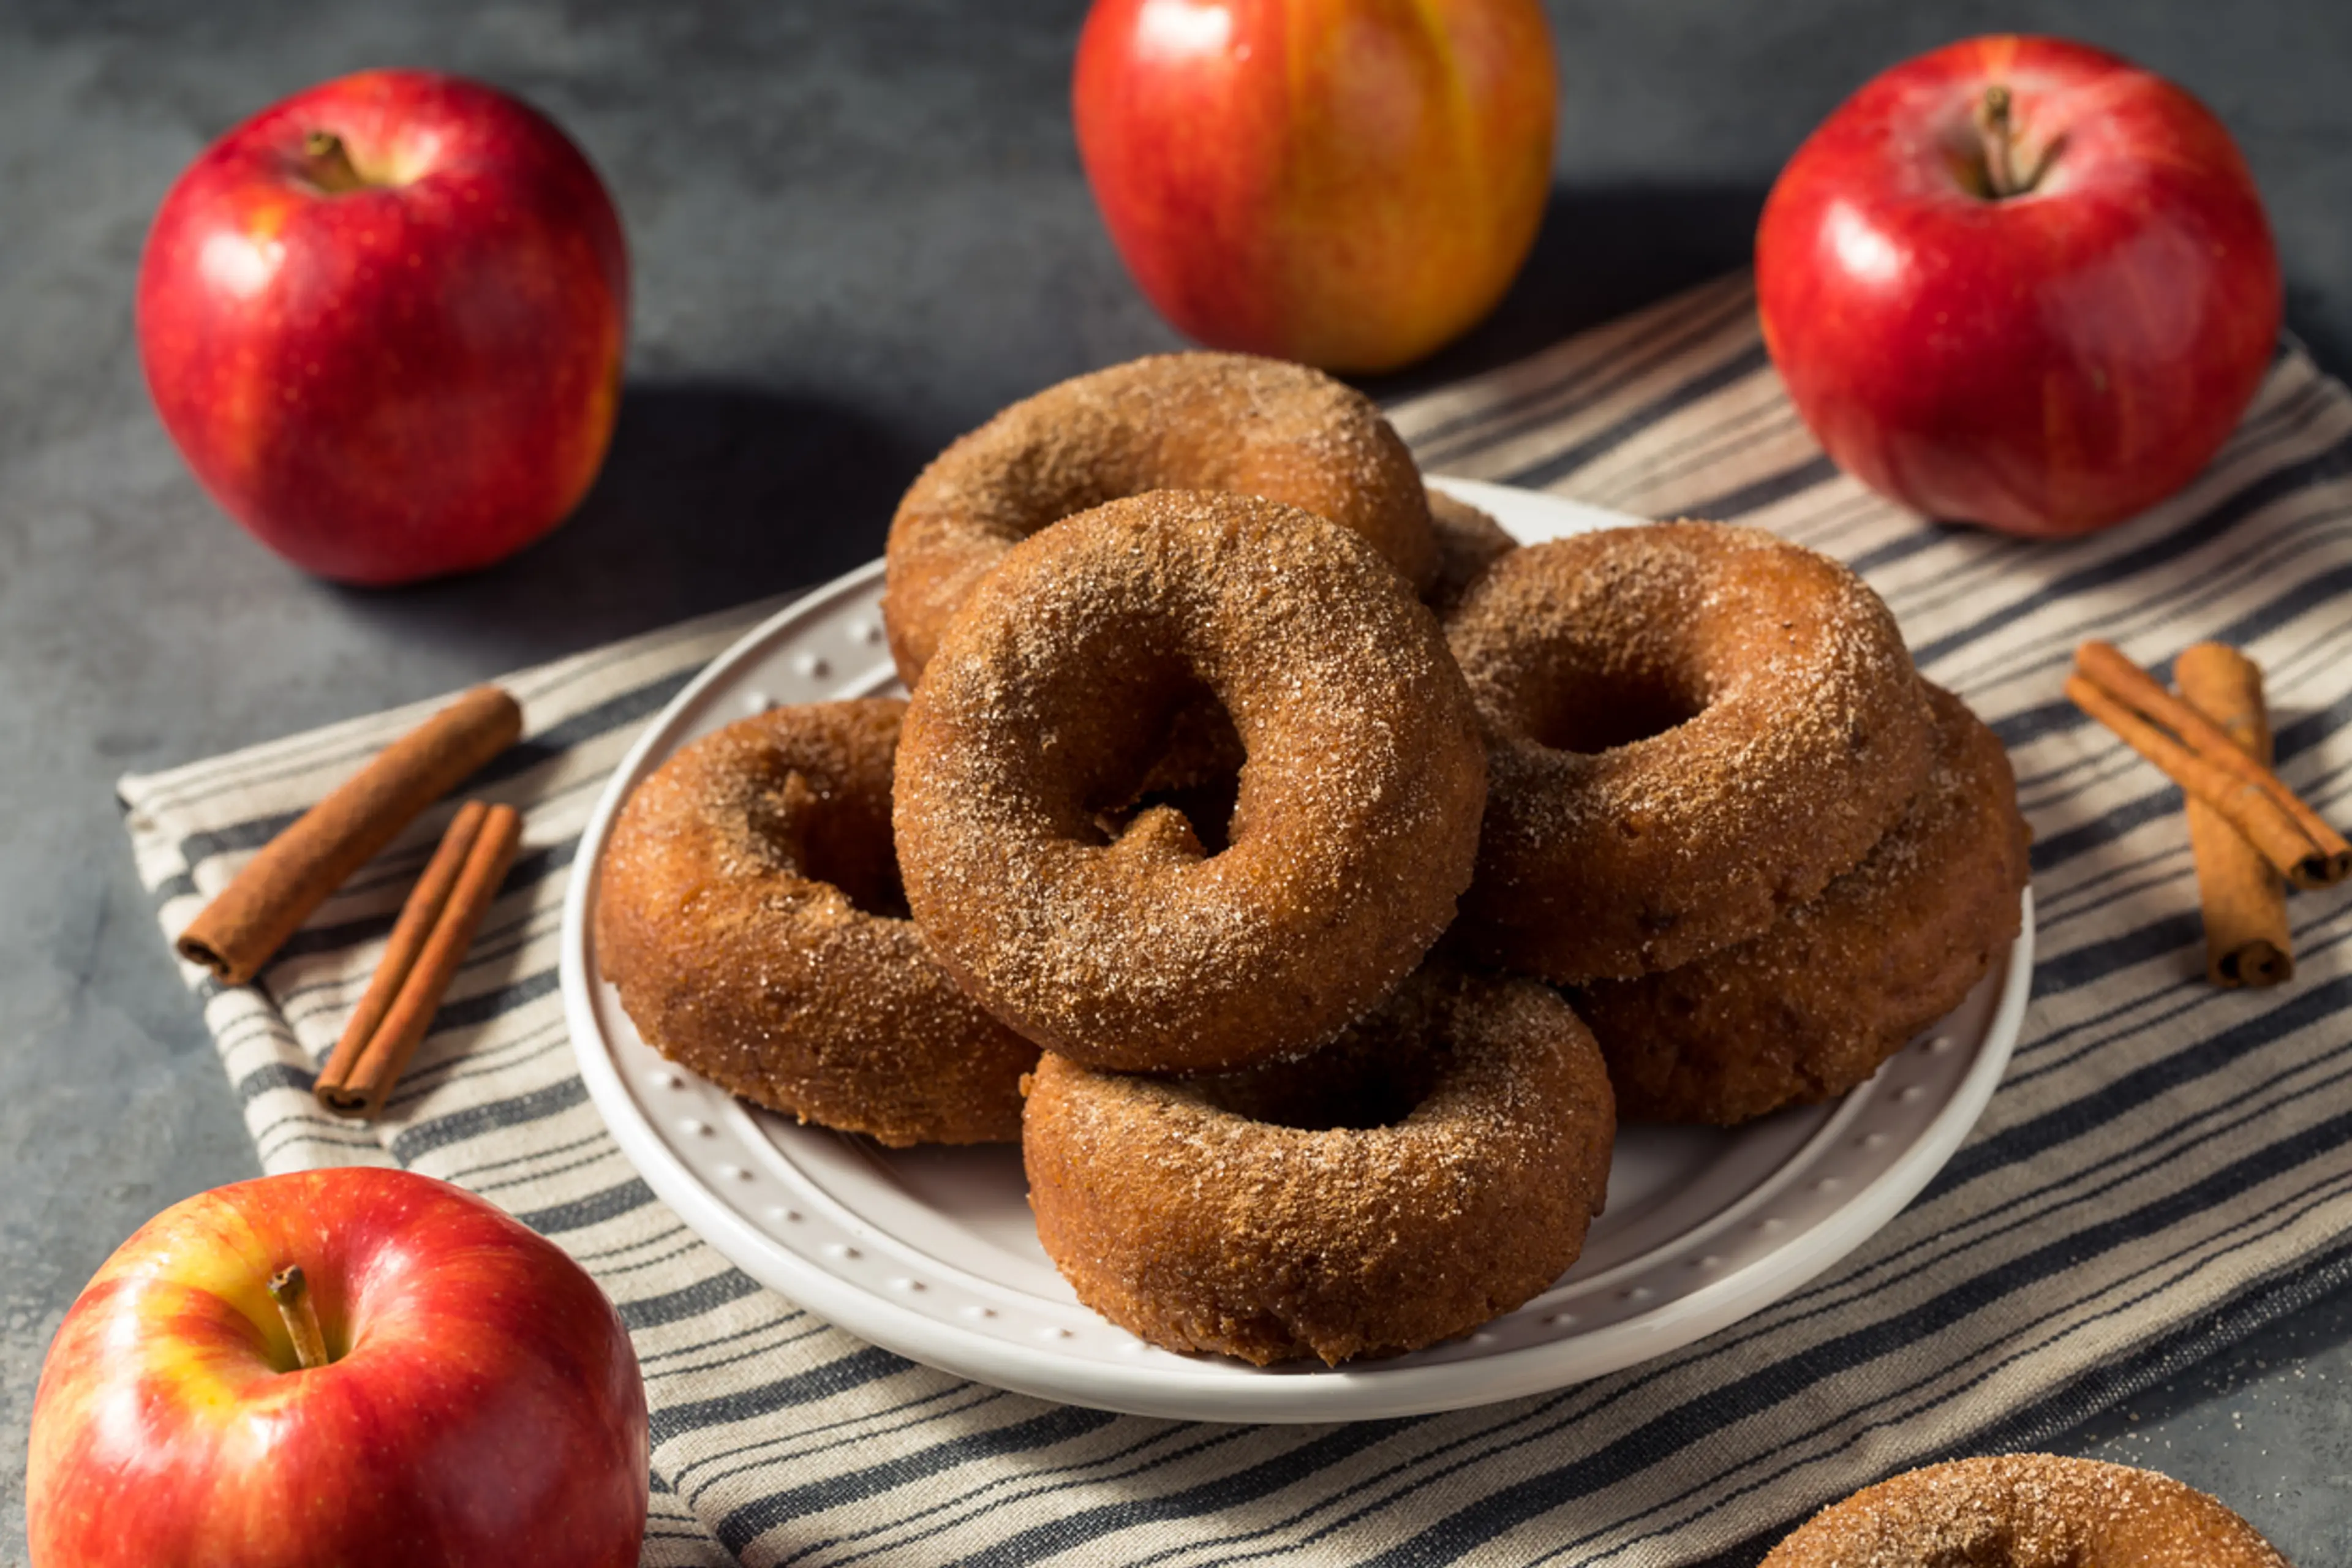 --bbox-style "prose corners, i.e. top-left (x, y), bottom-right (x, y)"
top-left (1074, 0), bottom-right (1558, 374)
top-left (137, 70), bottom-right (628, 583)
top-left (1755, 36), bottom-right (2280, 537)
top-left (26, 1168), bottom-right (647, 1567)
